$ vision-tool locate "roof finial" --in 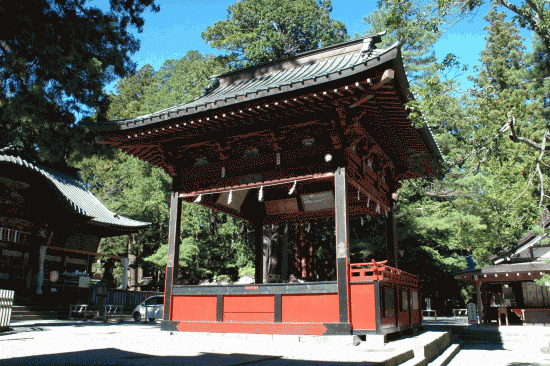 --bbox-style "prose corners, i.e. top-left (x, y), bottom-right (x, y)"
top-left (202, 76), bottom-right (220, 96)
